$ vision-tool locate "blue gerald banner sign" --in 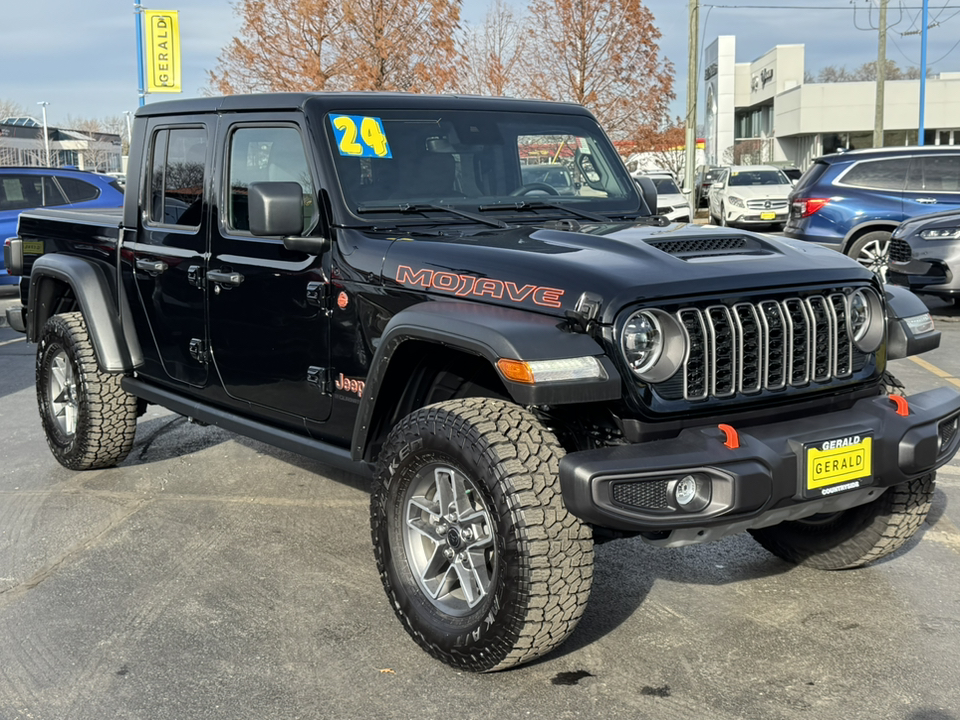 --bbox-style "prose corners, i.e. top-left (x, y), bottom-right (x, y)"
top-left (329, 115), bottom-right (393, 158)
